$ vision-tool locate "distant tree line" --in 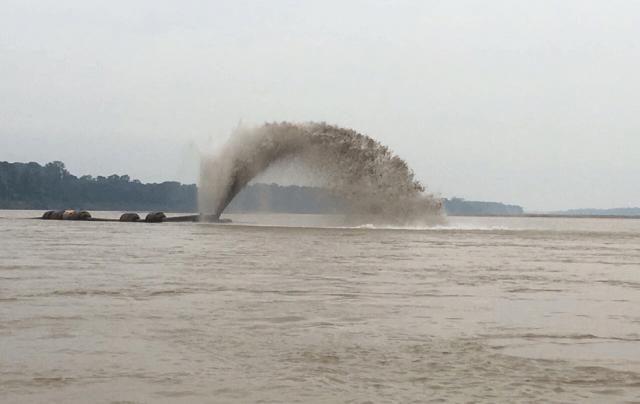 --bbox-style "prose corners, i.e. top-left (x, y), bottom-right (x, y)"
top-left (443, 197), bottom-right (523, 216)
top-left (0, 161), bottom-right (525, 215)
top-left (0, 161), bottom-right (196, 211)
